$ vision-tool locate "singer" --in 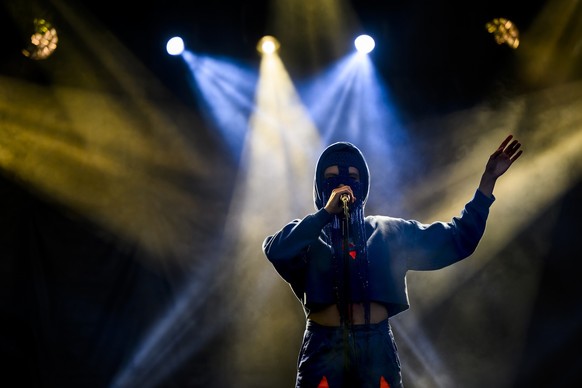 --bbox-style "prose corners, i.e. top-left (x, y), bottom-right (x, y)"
top-left (262, 135), bottom-right (523, 388)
